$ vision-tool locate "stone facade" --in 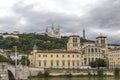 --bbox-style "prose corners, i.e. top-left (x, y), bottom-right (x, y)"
top-left (81, 46), bottom-right (106, 66)
top-left (67, 35), bottom-right (81, 52)
top-left (108, 50), bottom-right (120, 69)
